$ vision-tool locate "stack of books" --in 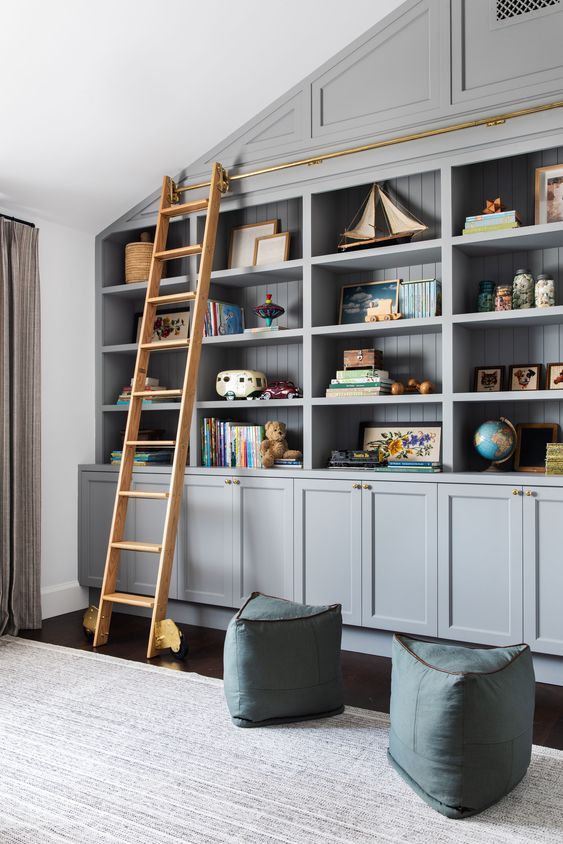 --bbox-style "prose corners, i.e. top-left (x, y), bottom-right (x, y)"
top-left (244, 325), bottom-right (285, 335)
top-left (204, 300), bottom-right (244, 337)
top-left (201, 419), bottom-right (264, 468)
top-left (274, 458), bottom-right (303, 469)
top-left (399, 279), bottom-right (442, 319)
top-left (116, 377), bottom-right (178, 405)
top-left (110, 449), bottom-right (174, 466)
top-left (326, 368), bottom-right (392, 398)
top-left (545, 443), bottom-right (563, 475)
top-left (462, 210), bottom-right (521, 236)
top-left (376, 460), bottom-right (442, 474)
